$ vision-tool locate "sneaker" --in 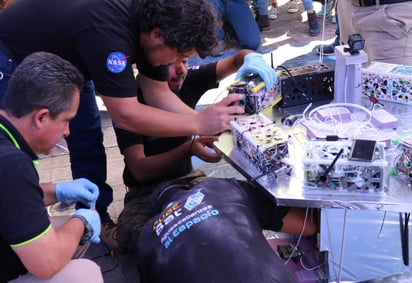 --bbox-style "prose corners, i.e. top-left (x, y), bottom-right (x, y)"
top-left (316, 43), bottom-right (336, 56)
top-left (256, 14), bottom-right (270, 31)
top-left (287, 0), bottom-right (299, 13)
top-left (100, 221), bottom-right (119, 250)
top-left (316, 1), bottom-right (334, 18)
top-left (307, 11), bottom-right (320, 36)
top-left (268, 6), bottom-right (278, 20)
top-left (316, 35), bottom-right (340, 55)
